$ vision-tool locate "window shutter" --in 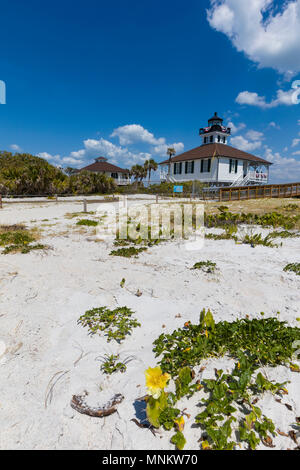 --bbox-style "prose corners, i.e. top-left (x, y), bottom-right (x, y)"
top-left (191, 161), bottom-right (194, 173)
top-left (185, 162), bottom-right (188, 174)
top-left (201, 160), bottom-right (204, 173)
top-left (235, 160), bottom-right (238, 173)
top-left (179, 162), bottom-right (182, 174)
top-left (208, 159), bottom-right (211, 173)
